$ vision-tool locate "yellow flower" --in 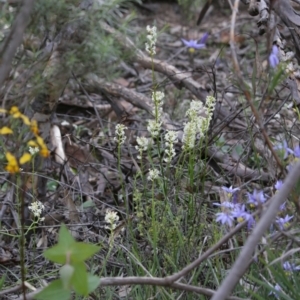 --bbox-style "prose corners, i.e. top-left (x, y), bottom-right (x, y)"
top-left (19, 152), bottom-right (32, 165)
top-left (0, 108), bottom-right (7, 113)
top-left (30, 120), bottom-right (39, 135)
top-left (36, 135), bottom-right (46, 148)
top-left (0, 127), bottom-right (13, 134)
top-left (39, 147), bottom-right (50, 158)
top-left (36, 136), bottom-right (49, 157)
top-left (20, 115), bottom-right (31, 126)
top-left (9, 106), bottom-right (21, 118)
top-left (5, 152), bottom-right (20, 174)
top-left (28, 140), bottom-right (39, 148)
